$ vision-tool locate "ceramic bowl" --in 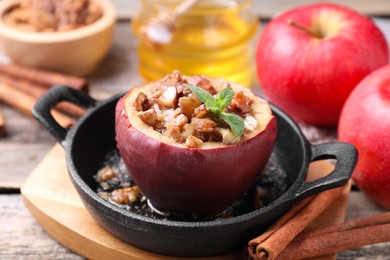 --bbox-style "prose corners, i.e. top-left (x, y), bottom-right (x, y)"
top-left (0, 0), bottom-right (116, 76)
